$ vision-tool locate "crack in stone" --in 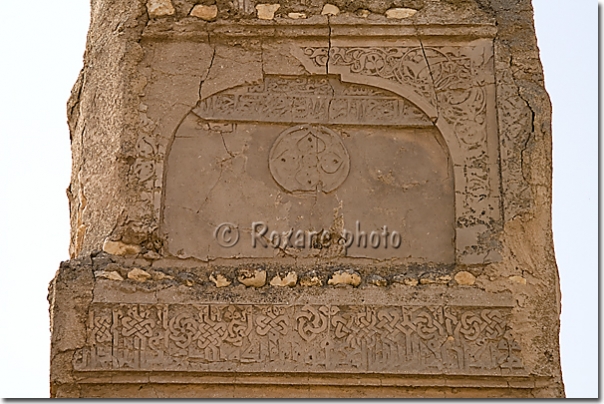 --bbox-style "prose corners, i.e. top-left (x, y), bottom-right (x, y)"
top-left (417, 35), bottom-right (440, 118)
top-left (199, 44), bottom-right (217, 100)
top-left (220, 133), bottom-right (236, 159)
top-left (326, 16), bottom-right (332, 76)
